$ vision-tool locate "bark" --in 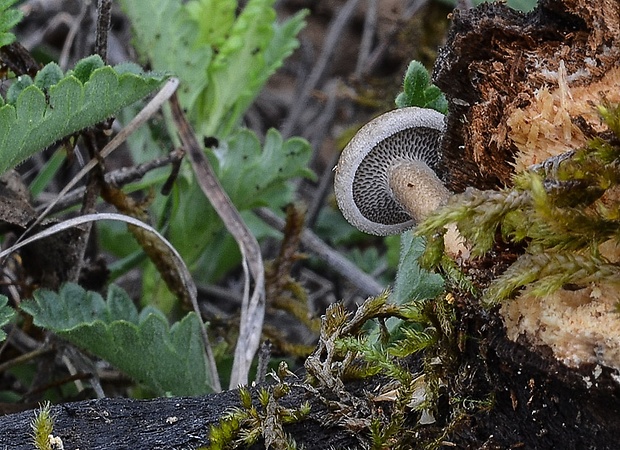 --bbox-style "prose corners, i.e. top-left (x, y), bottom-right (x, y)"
top-left (0, 385), bottom-right (358, 449)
